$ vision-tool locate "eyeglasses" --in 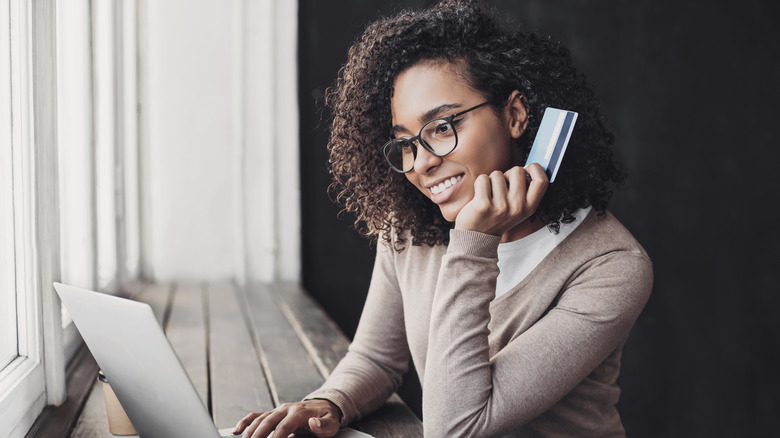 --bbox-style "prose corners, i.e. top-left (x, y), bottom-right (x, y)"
top-left (381, 101), bottom-right (490, 173)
